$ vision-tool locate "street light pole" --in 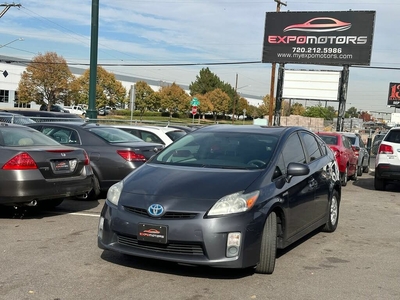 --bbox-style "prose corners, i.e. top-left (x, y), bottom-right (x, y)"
top-left (0, 37), bottom-right (24, 48)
